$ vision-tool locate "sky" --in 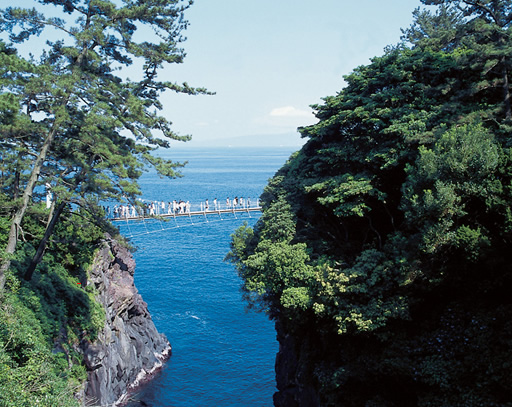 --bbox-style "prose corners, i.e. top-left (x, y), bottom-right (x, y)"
top-left (158, 0), bottom-right (427, 148)
top-left (4, 0), bottom-right (429, 148)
